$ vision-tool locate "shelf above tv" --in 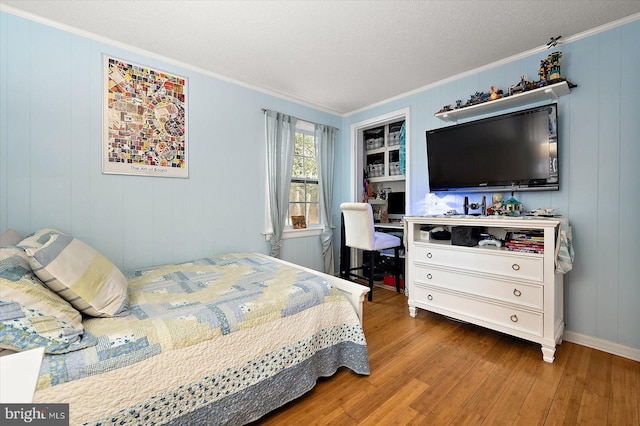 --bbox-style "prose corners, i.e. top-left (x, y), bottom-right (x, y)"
top-left (435, 81), bottom-right (573, 122)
